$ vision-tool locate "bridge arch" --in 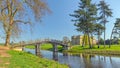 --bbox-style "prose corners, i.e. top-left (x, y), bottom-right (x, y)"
top-left (17, 39), bottom-right (69, 57)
